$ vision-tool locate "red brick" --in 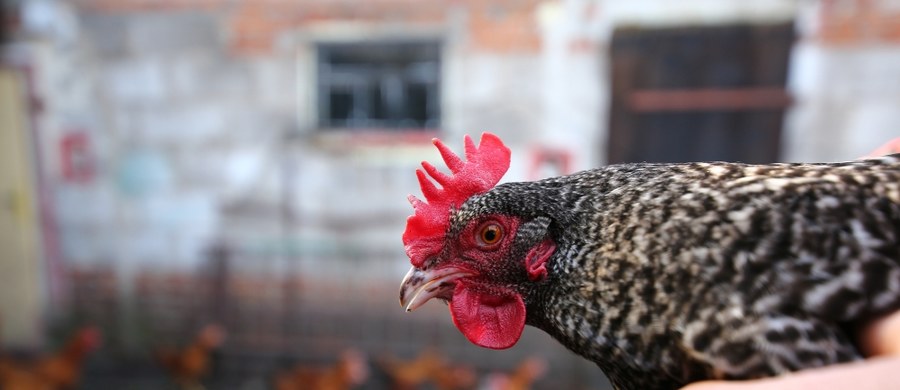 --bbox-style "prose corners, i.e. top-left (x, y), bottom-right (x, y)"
top-left (76, 0), bottom-right (549, 55)
top-left (467, 0), bottom-right (542, 53)
top-left (74, 0), bottom-right (227, 12)
top-left (816, 0), bottom-right (900, 44)
top-left (875, 12), bottom-right (900, 42)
